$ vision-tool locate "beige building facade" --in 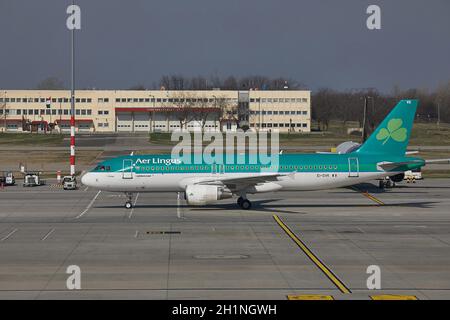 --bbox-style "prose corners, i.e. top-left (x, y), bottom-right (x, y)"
top-left (0, 89), bottom-right (310, 133)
